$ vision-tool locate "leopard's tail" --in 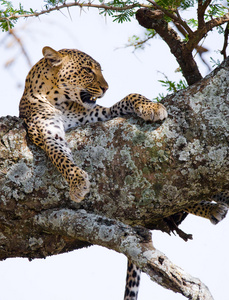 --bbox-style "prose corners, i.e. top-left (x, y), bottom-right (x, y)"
top-left (124, 260), bottom-right (141, 300)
